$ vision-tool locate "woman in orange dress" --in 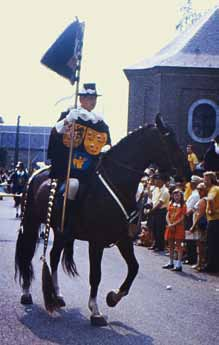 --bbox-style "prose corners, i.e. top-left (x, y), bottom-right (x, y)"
top-left (163, 189), bottom-right (187, 272)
